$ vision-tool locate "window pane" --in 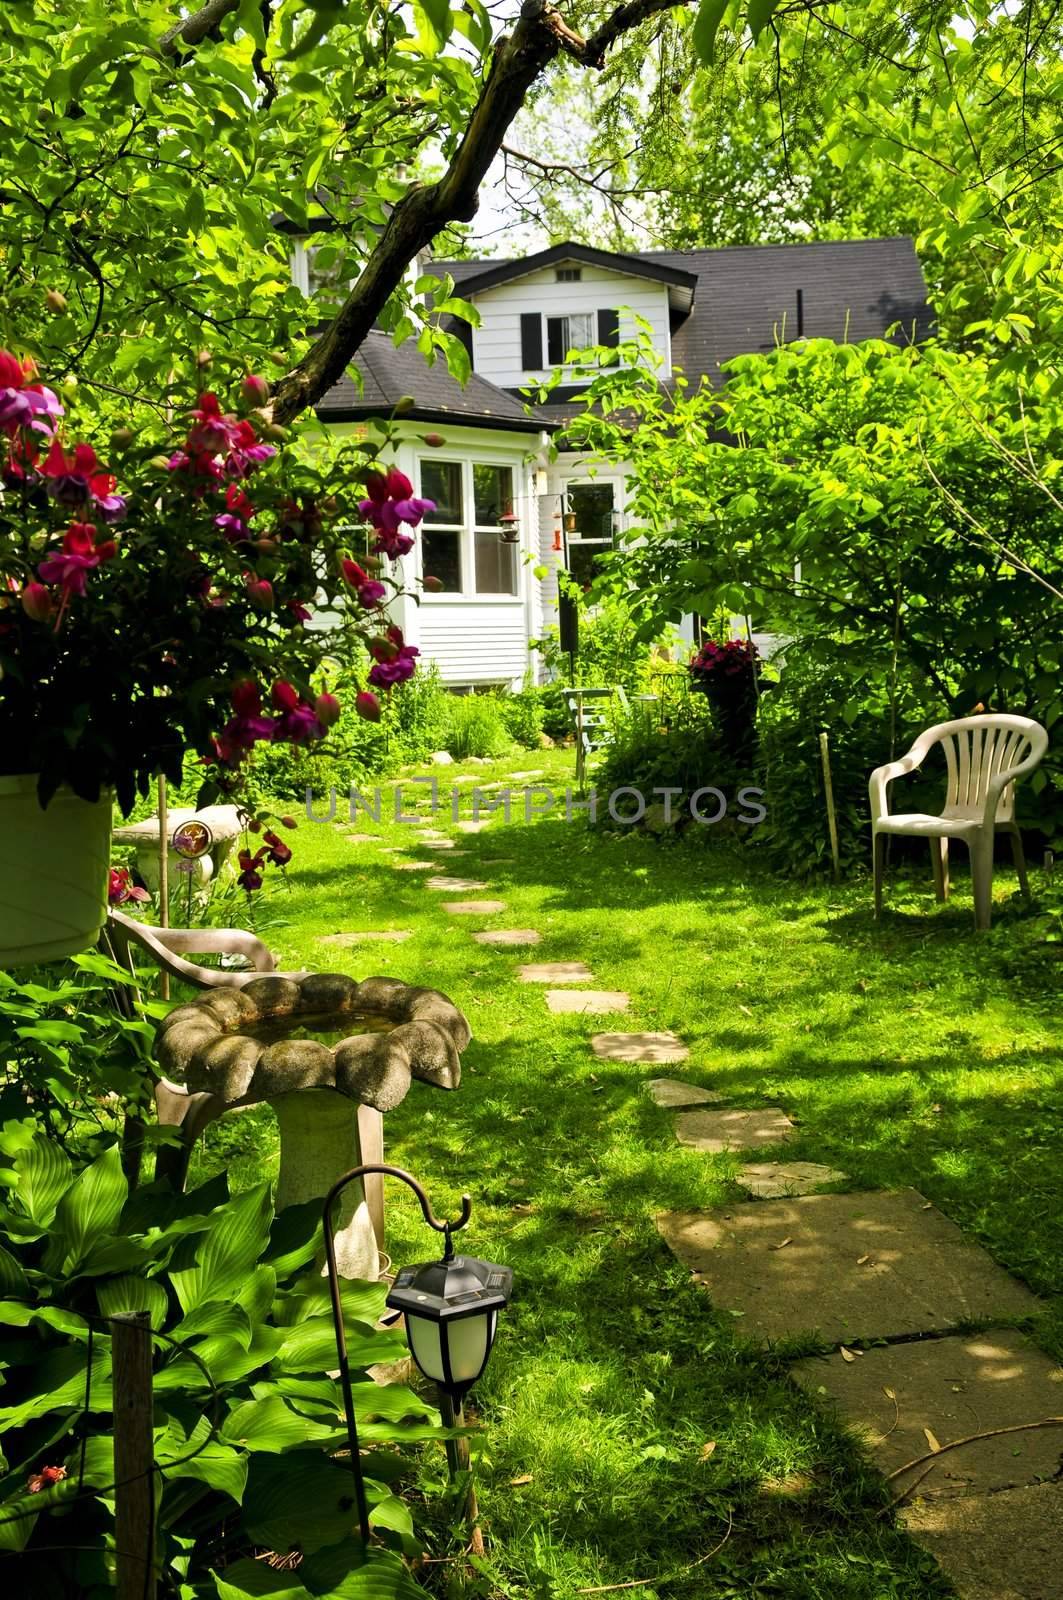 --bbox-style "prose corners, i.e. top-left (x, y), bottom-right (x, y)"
top-left (546, 316), bottom-right (566, 365)
top-left (473, 465), bottom-right (513, 526)
top-left (420, 461), bottom-right (463, 525)
top-left (569, 312), bottom-right (594, 348)
top-left (474, 532), bottom-right (518, 596)
top-left (422, 529), bottom-right (462, 592)
top-left (567, 484), bottom-right (615, 540)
